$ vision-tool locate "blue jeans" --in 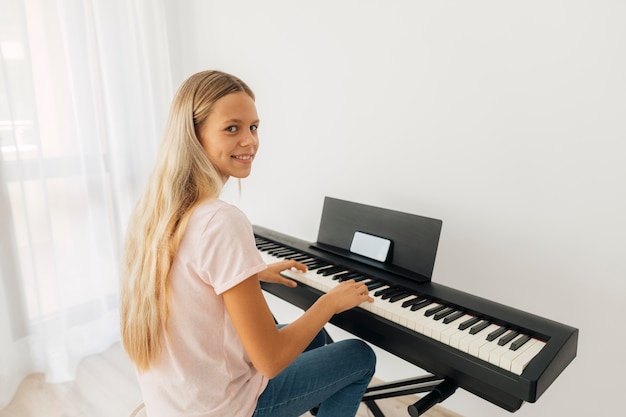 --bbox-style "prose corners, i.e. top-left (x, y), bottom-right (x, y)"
top-left (252, 333), bottom-right (376, 417)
